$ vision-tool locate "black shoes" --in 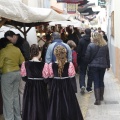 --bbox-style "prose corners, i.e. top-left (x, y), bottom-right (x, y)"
top-left (86, 88), bottom-right (93, 93)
